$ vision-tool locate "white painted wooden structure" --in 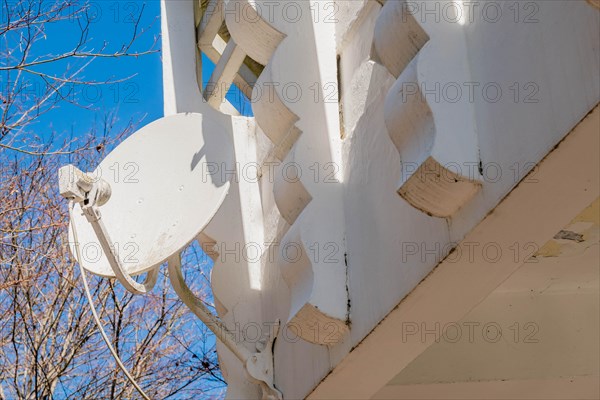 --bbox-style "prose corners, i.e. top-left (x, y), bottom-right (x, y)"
top-left (158, 1), bottom-right (599, 398)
